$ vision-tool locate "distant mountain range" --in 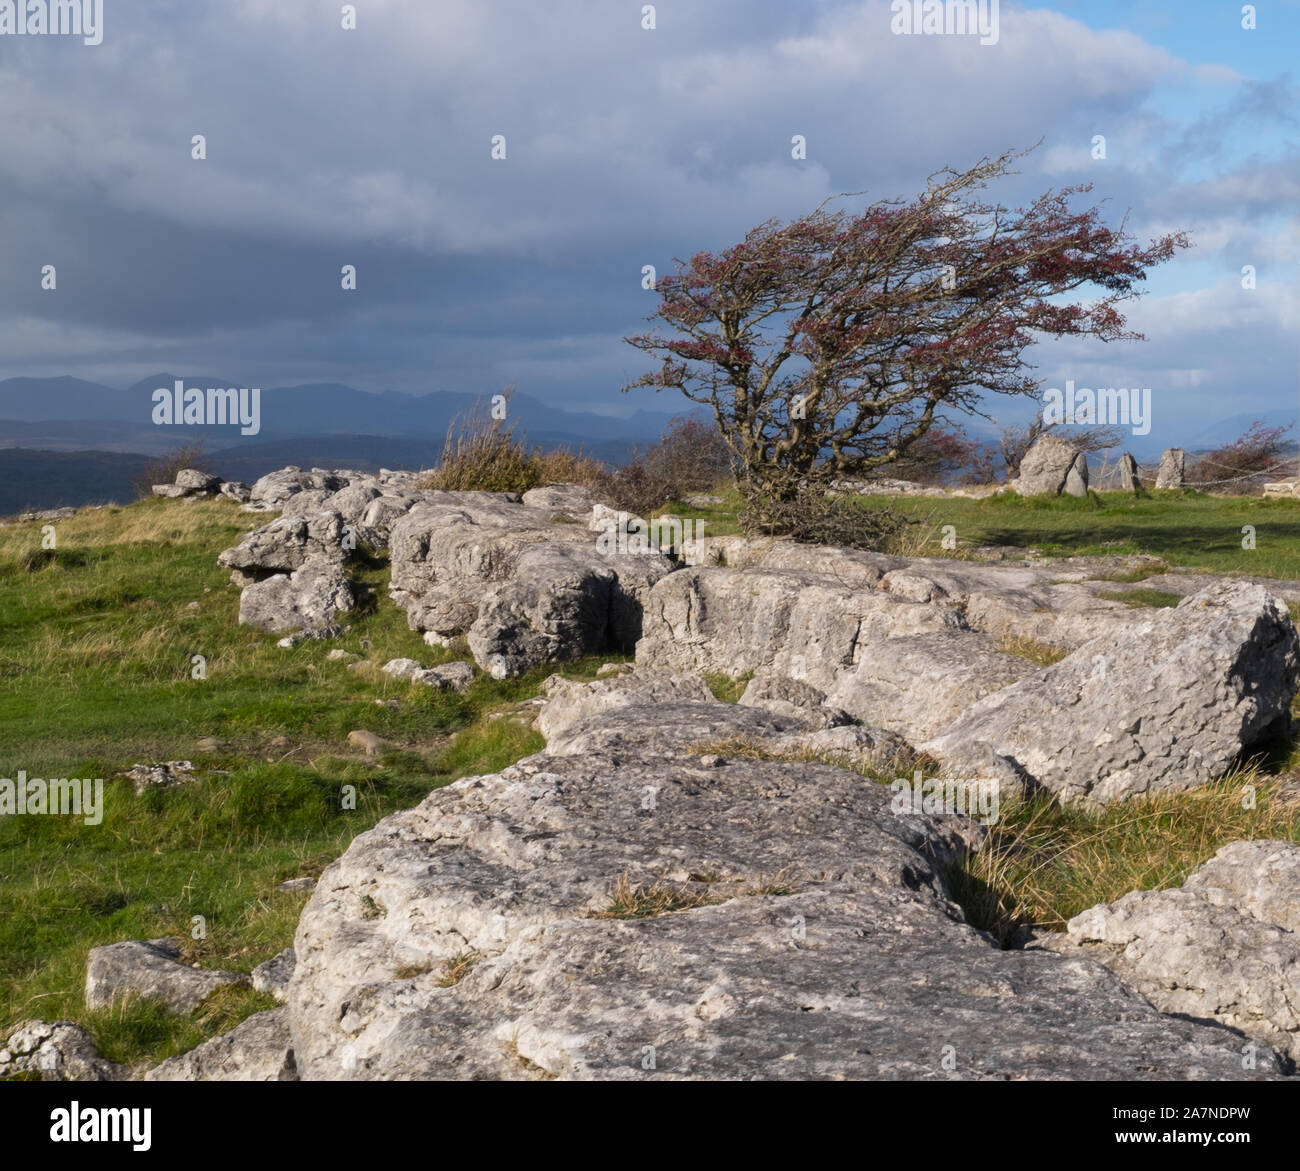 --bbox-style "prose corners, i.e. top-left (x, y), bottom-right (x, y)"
top-left (0, 374), bottom-right (678, 451)
top-left (1, 374), bottom-right (1296, 514)
top-left (0, 374), bottom-right (680, 513)
top-left (1179, 409), bottom-right (1296, 453)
